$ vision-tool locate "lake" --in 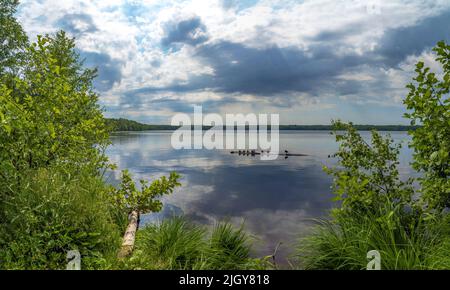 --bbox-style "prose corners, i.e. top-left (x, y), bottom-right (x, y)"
top-left (105, 130), bottom-right (415, 265)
